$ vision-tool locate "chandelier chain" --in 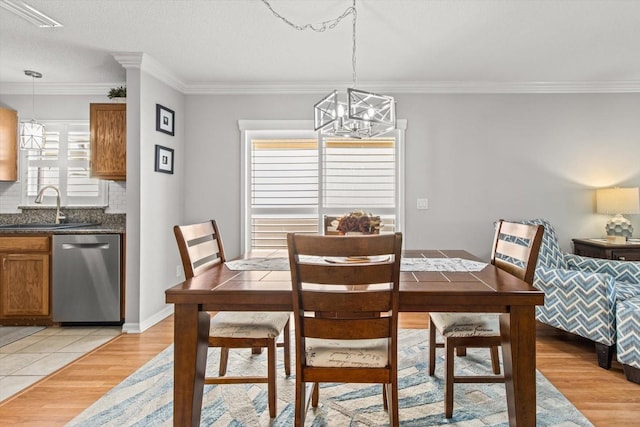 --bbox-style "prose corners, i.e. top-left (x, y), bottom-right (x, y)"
top-left (260, 0), bottom-right (358, 86)
top-left (31, 74), bottom-right (35, 120)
